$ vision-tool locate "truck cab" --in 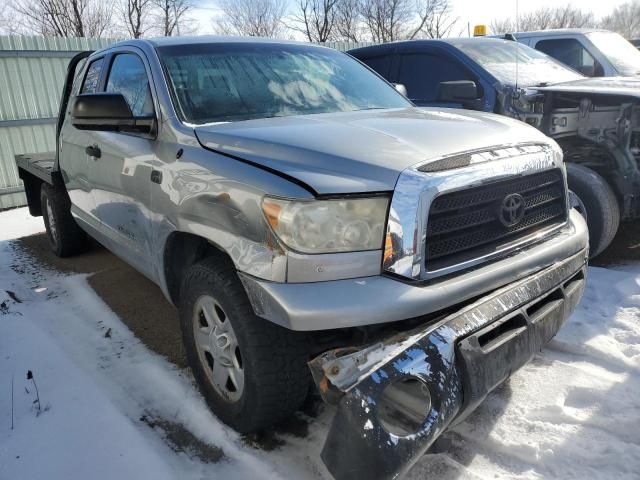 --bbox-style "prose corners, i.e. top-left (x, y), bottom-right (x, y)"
top-left (507, 29), bottom-right (640, 78)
